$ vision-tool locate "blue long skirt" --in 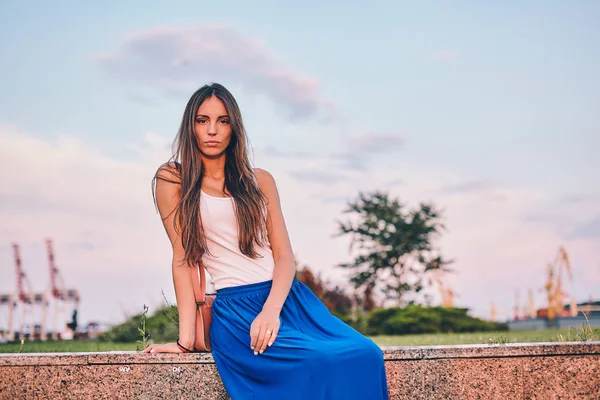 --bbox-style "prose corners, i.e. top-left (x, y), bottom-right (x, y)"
top-left (209, 279), bottom-right (389, 400)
